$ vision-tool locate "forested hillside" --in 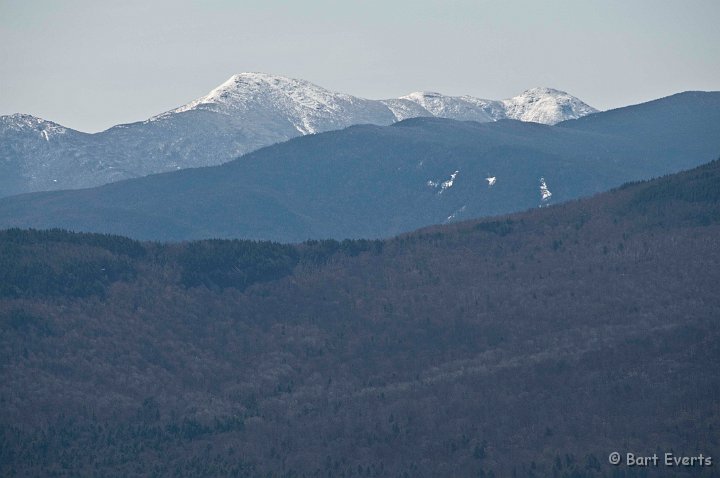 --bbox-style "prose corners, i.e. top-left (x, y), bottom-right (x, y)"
top-left (1, 160), bottom-right (719, 477)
